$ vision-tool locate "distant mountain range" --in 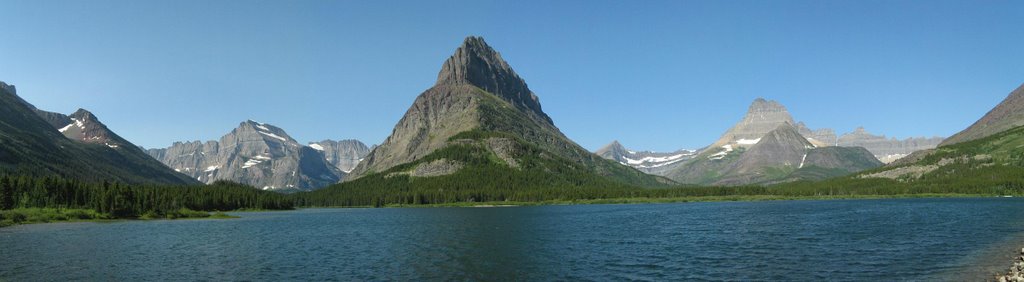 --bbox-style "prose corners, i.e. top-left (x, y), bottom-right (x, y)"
top-left (594, 141), bottom-right (695, 175)
top-left (597, 98), bottom-right (940, 185)
top-left (146, 122), bottom-right (370, 192)
top-left (0, 81), bottom-right (196, 185)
